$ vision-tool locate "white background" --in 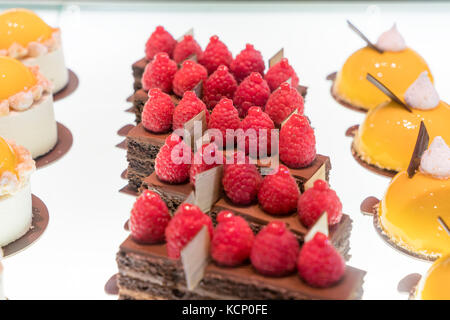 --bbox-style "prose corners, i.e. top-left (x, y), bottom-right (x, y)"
top-left (1, 1), bottom-right (449, 300)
